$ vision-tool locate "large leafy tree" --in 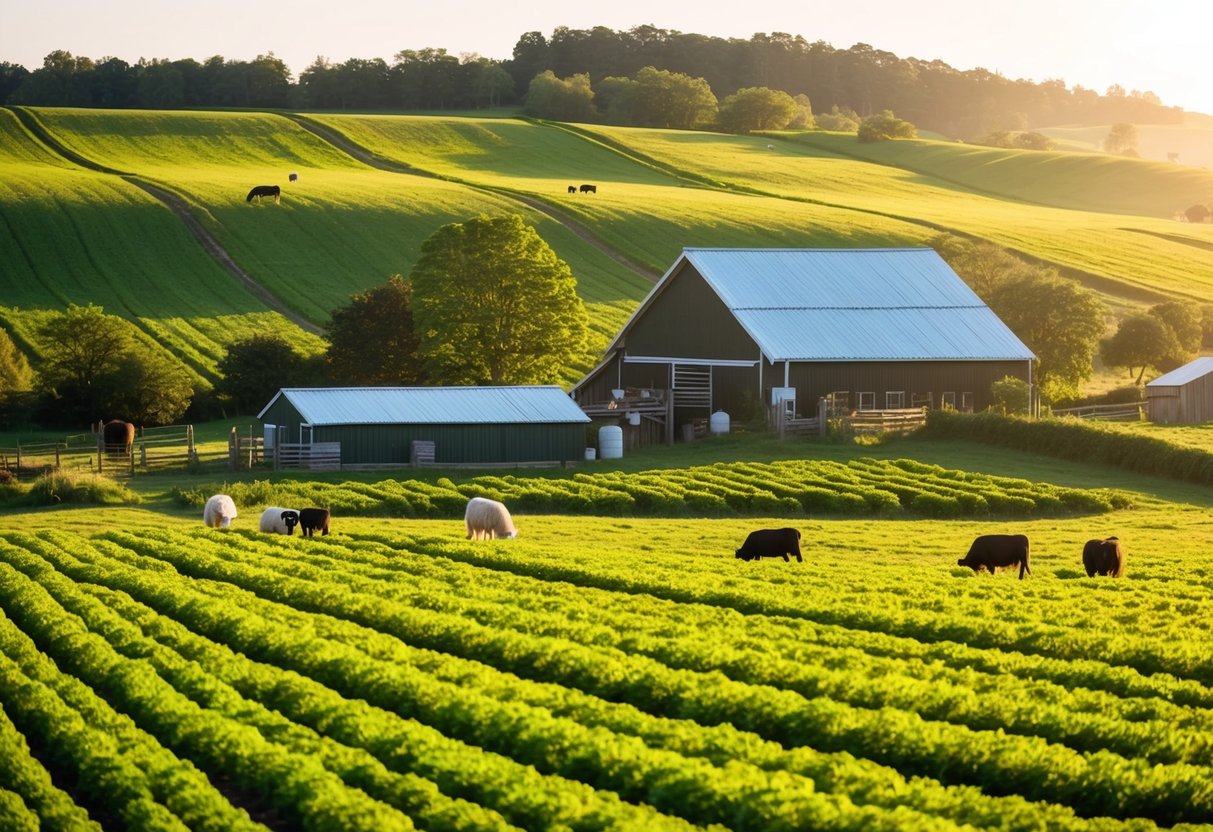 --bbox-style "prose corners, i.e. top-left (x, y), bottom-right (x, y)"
top-left (410, 214), bottom-right (589, 385)
top-left (857, 109), bottom-right (917, 142)
top-left (523, 70), bottom-right (595, 122)
top-left (110, 345), bottom-right (194, 425)
top-left (217, 334), bottom-right (310, 414)
top-left (986, 273), bottom-right (1105, 401)
top-left (717, 86), bottom-right (798, 133)
top-left (325, 275), bottom-right (425, 385)
top-left (1100, 313), bottom-right (1178, 384)
top-left (1149, 301), bottom-right (1201, 369)
top-left (628, 66), bottom-right (717, 129)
